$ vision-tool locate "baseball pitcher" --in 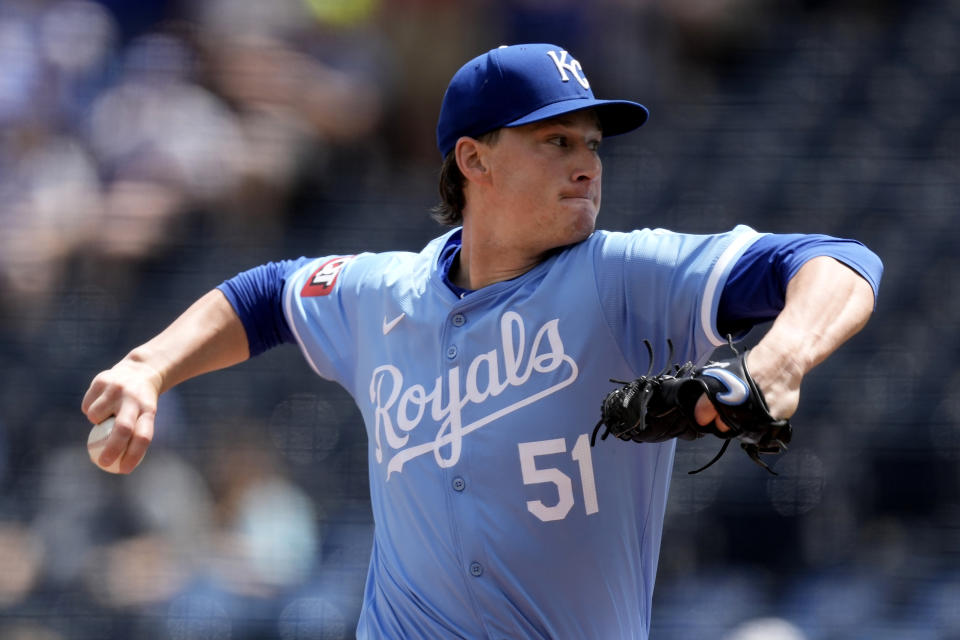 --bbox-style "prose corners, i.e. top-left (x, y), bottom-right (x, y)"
top-left (82, 44), bottom-right (882, 639)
